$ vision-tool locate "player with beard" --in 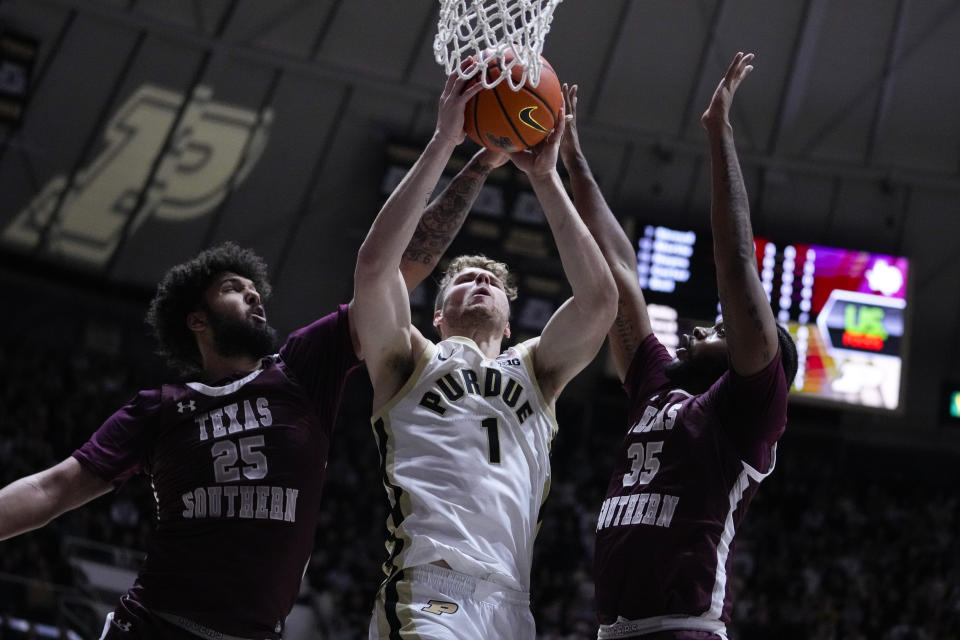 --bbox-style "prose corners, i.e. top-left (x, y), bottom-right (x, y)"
top-left (0, 140), bottom-right (509, 640)
top-left (355, 72), bottom-right (616, 639)
top-left (558, 54), bottom-right (797, 639)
